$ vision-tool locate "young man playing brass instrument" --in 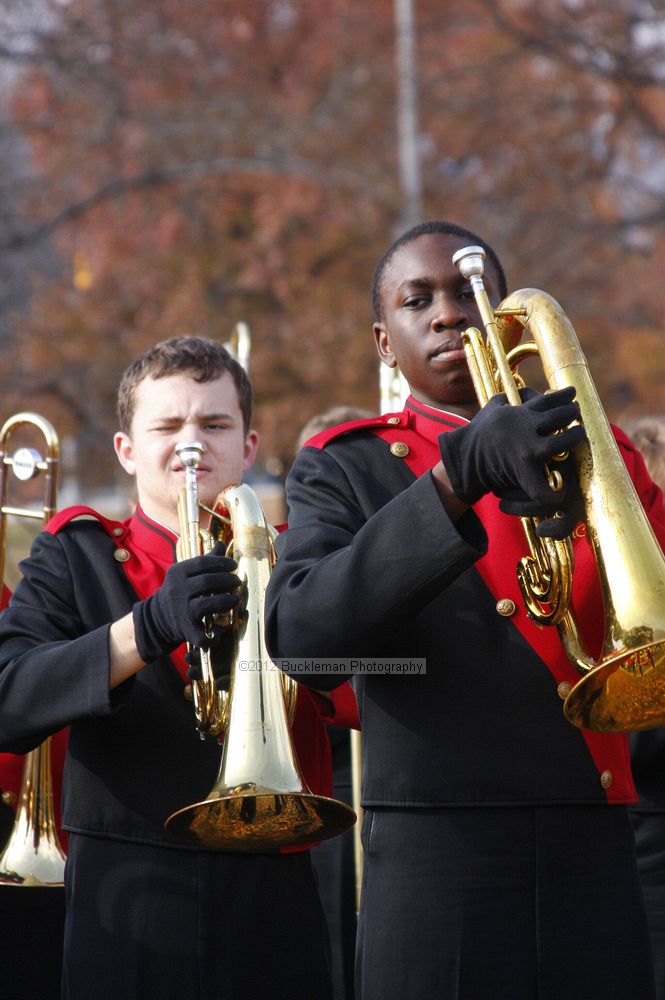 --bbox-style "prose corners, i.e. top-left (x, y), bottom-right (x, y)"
top-left (0, 336), bottom-right (342, 999)
top-left (265, 221), bottom-right (665, 999)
